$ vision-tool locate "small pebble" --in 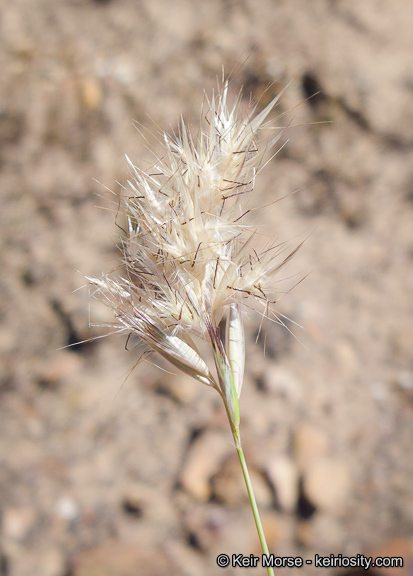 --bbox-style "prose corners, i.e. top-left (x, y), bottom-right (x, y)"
top-left (294, 423), bottom-right (330, 471)
top-left (180, 430), bottom-right (232, 500)
top-left (55, 496), bottom-right (80, 522)
top-left (266, 455), bottom-right (299, 512)
top-left (302, 458), bottom-right (351, 513)
top-left (2, 507), bottom-right (36, 541)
